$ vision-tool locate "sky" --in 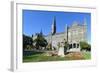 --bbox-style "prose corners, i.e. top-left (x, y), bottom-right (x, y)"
top-left (23, 10), bottom-right (91, 43)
